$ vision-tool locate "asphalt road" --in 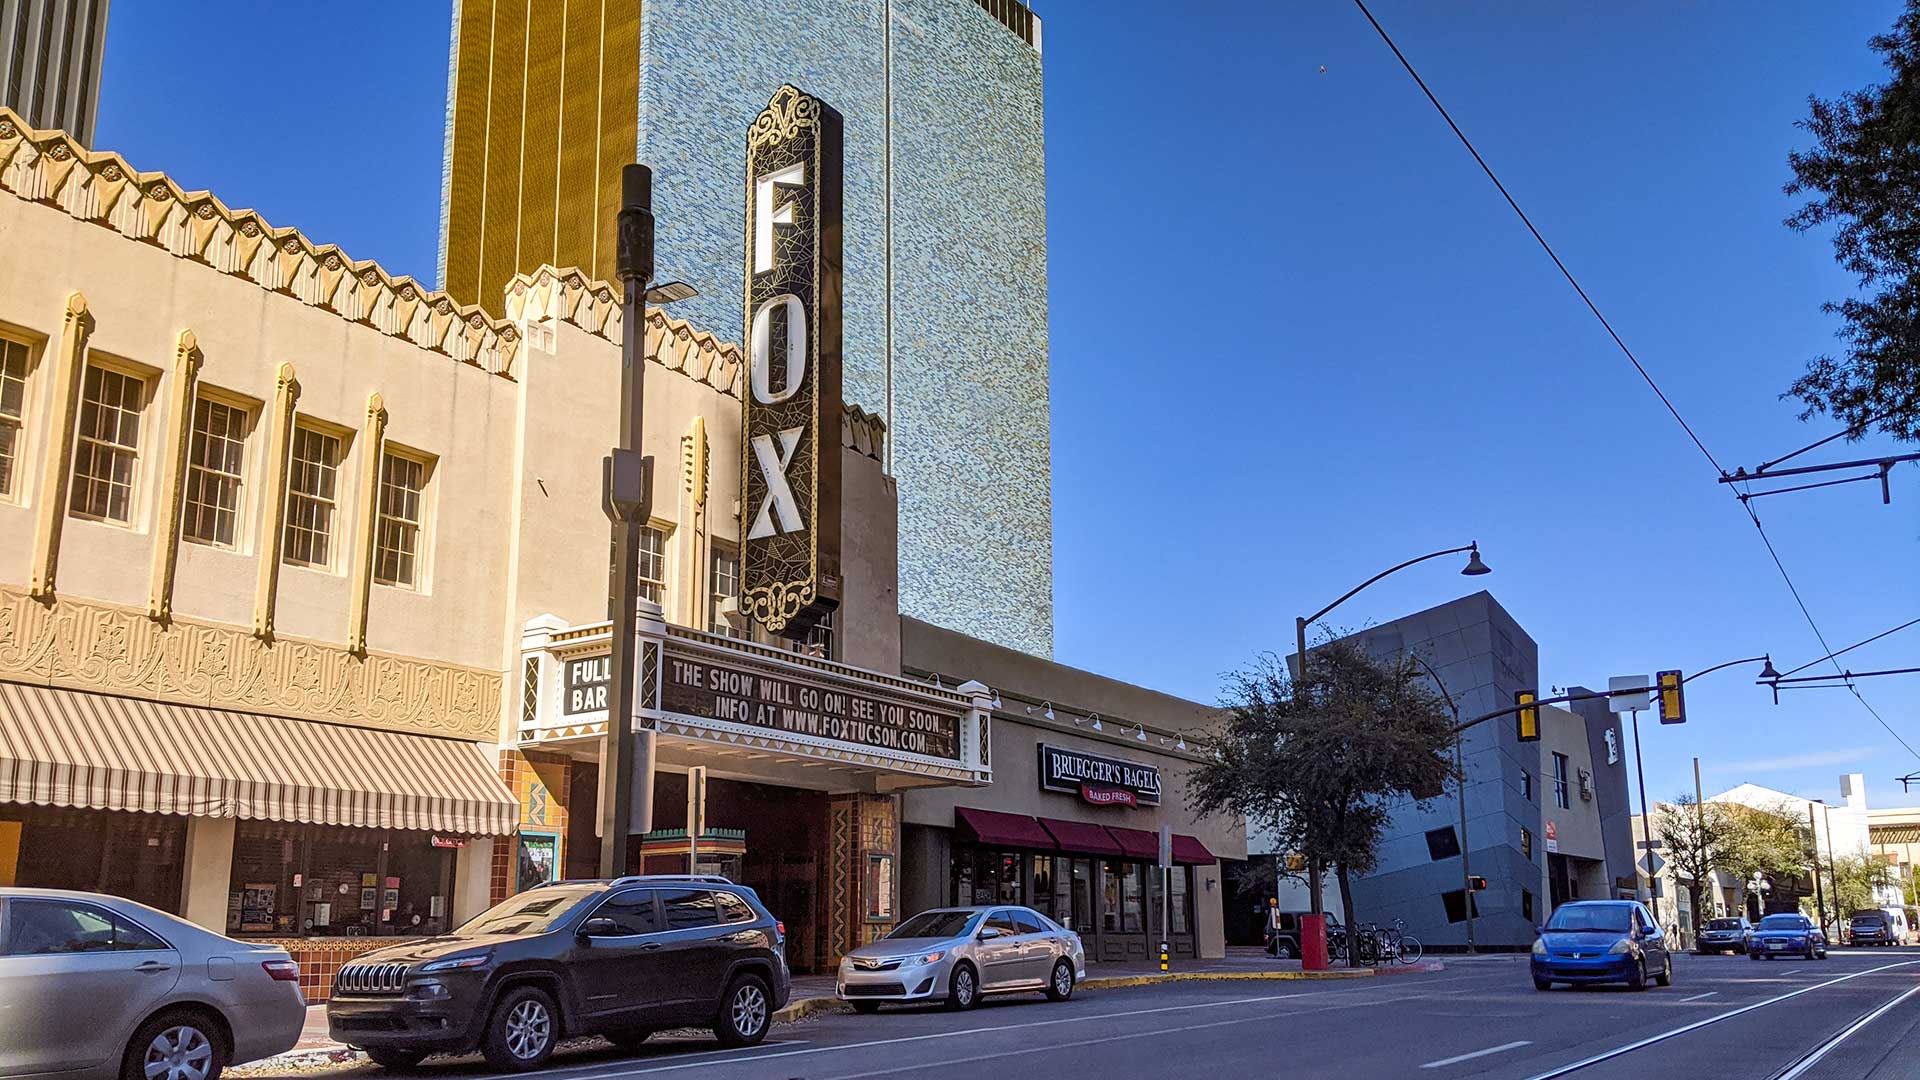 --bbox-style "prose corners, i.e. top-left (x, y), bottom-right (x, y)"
top-left (295, 946), bottom-right (1920, 1080)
